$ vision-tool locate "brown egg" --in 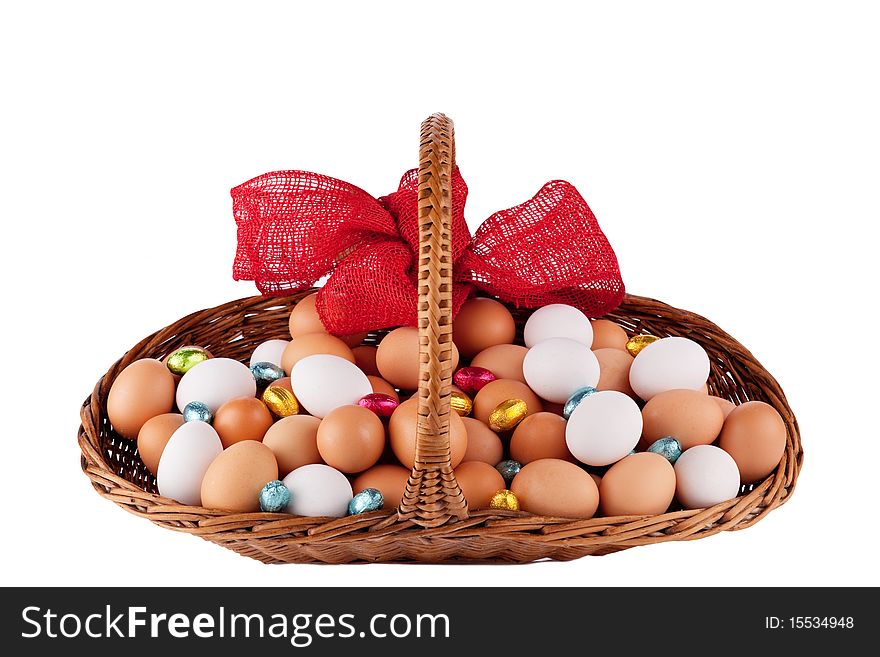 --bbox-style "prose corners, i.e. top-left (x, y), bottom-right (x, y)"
top-left (262, 415), bottom-right (322, 477)
top-left (600, 452), bottom-right (676, 516)
top-left (718, 401), bottom-right (787, 483)
top-left (107, 358), bottom-right (176, 439)
top-left (641, 388), bottom-right (724, 449)
top-left (353, 346), bottom-right (380, 376)
top-left (388, 398), bottom-right (468, 468)
top-left (137, 413), bottom-right (184, 475)
top-left (471, 344), bottom-right (529, 383)
top-left (590, 319), bottom-right (628, 350)
top-left (376, 326), bottom-right (460, 391)
top-left (287, 293), bottom-right (364, 346)
top-left (454, 461), bottom-right (506, 509)
top-left (288, 293), bottom-right (365, 346)
top-left (289, 293), bottom-right (326, 338)
top-left (200, 441), bottom-right (278, 512)
top-left (699, 382), bottom-right (709, 394)
top-left (473, 379), bottom-right (543, 425)
top-left (352, 464), bottom-right (410, 508)
top-left (280, 333), bottom-right (356, 375)
top-left (316, 405), bottom-right (385, 473)
top-left (367, 375), bottom-right (399, 401)
top-left (452, 297), bottom-right (516, 358)
top-left (595, 348), bottom-right (636, 397)
top-left (510, 412), bottom-right (574, 464)
top-left (709, 395), bottom-right (737, 419)
top-left (460, 417), bottom-right (504, 465)
top-left (213, 397), bottom-right (274, 448)
top-left (510, 458), bottom-right (599, 519)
